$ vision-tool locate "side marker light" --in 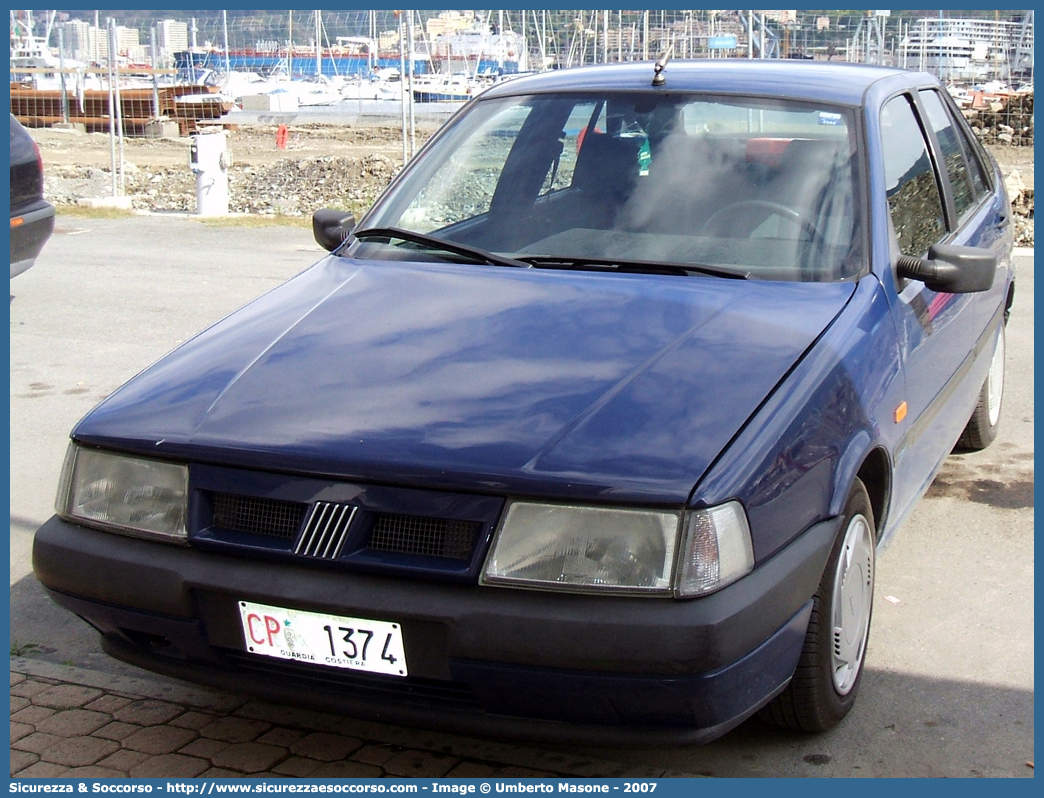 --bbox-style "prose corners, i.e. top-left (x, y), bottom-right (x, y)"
top-left (894, 402), bottom-right (908, 423)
